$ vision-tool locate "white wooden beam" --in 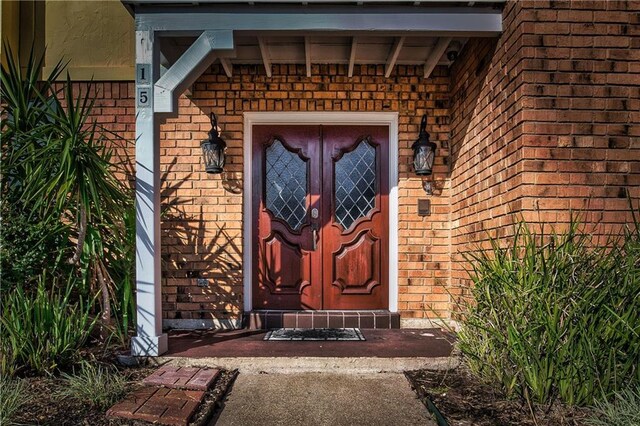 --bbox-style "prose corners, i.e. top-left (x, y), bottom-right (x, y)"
top-left (131, 29), bottom-right (167, 357)
top-left (304, 36), bottom-right (312, 77)
top-left (154, 30), bottom-right (234, 113)
top-left (348, 36), bottom-right (358, 78)
top-left (423, 37), bottom-right (451, 79)
top-left (138, 9), bottom-right (503, 36)
top-left (220, 57), bottom-right (233, 77)
top-left (384, 36), bottom-right (405, 78)
top-left (257, 36), bottom-right (272, 77)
